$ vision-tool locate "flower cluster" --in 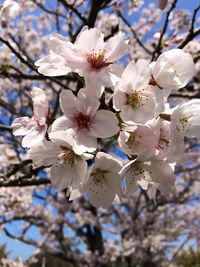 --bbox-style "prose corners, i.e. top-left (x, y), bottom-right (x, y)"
top-left (12, 27), bottom-right (199, 208)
